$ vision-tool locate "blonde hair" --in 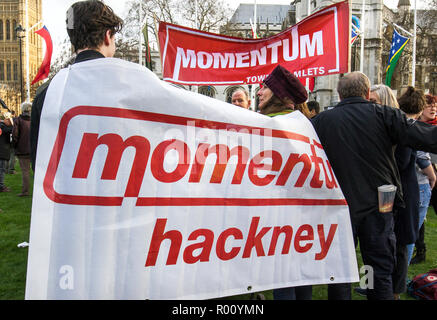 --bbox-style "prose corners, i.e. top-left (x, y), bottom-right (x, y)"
top-left (370, 84), bottom-right (399, 108)
top-left (294, 102), bottom-right (312, 119)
